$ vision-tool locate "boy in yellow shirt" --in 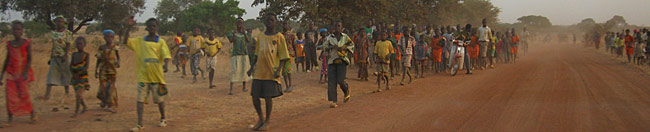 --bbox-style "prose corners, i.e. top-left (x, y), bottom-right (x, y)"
top-left (124, 18), bottom-right (171, 132)
top-left (374, 31), bottom-right (394, 92)
top-left (203, 29), bottom-right (222, 88)
top-left (189, 27), bottom-right (205, 83)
